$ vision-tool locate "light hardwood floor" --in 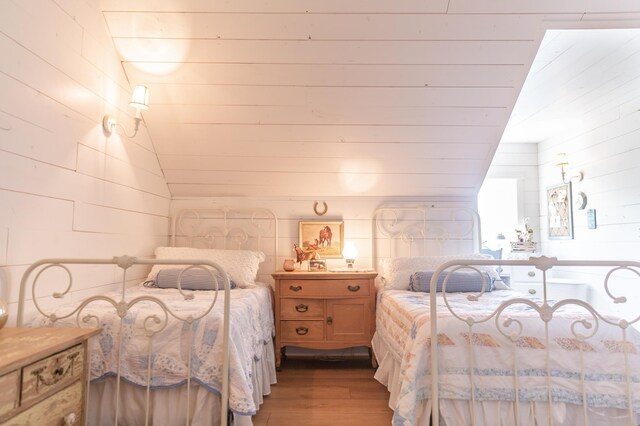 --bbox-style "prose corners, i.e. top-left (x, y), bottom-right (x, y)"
top-left (252, 358), bottom-right (393, 426)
